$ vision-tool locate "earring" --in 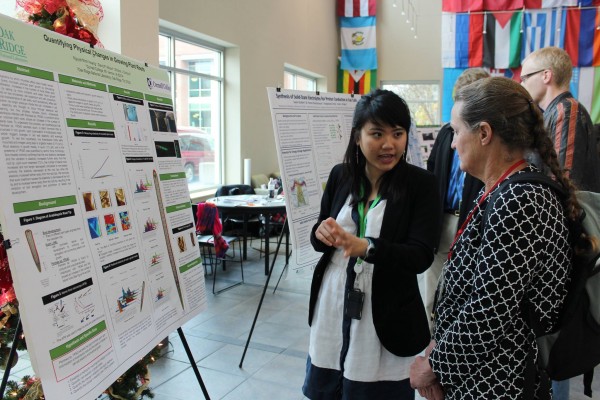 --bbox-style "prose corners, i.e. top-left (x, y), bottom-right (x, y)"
top-left (356, 147), bottom-right (359, 164)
